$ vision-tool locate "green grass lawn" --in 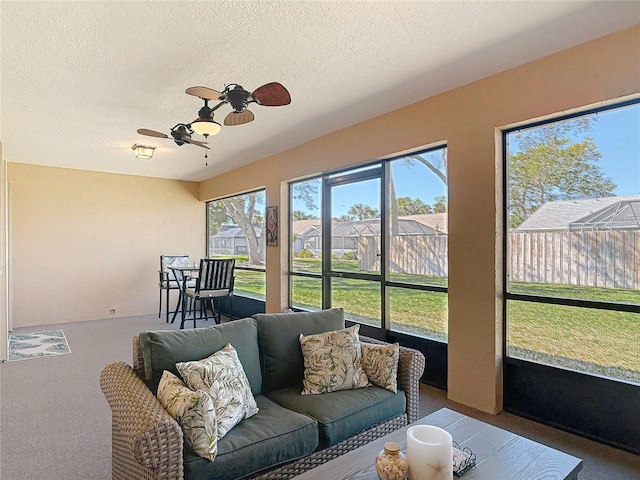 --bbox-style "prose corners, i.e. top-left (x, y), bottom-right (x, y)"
top-left (233, 269), bottom-right (266, 300)
top-left (236, 259), bottom-right (640, 383)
